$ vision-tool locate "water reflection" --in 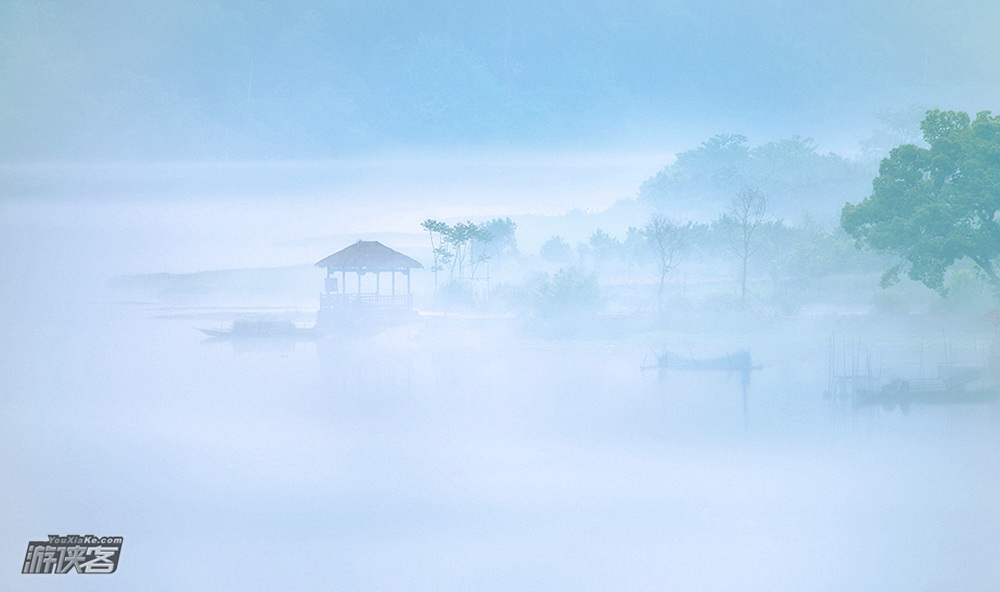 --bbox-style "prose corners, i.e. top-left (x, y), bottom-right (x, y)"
top-left (649, 349), bottom-right (760, 430)
top-left (316, 336), bottom-right (415, 410)
top-left (4, 290), bottom-right (1000, 591)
